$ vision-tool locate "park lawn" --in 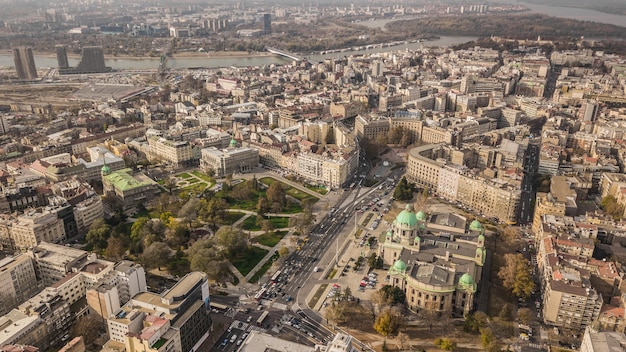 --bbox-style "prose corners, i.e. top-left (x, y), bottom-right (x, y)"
top-left (268, 217), bottom-right (290, 228)
top-left (192, 170), bottom-right (214, 183)
top-left (241, 216), bottom-right (262, 231)
top-left (252, 231), bottom-right (286, 247)
top-left (286, 188), bottom-right (319, 204)
top-left (249, 252), bottom-right (279, 283)
top-left (260, 177), bottom-right (319, 204)
top-left (223, 211), bottom-right (246, 225)
top-left (135, 208), bottom-right (160, 219)
top-left (306, 184), bottom-right (329, 195)
top-left (177, 172), bottom-right (193, 179)
top-left (230, 246), bottom-right (268, 276)
top-left (182, 183), bottom-right (208, 194)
